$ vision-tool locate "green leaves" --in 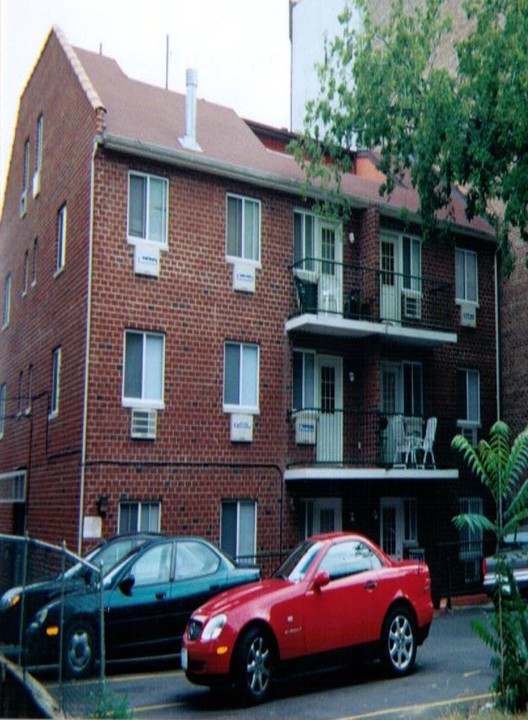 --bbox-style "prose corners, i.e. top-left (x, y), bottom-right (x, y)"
top-left (292, 0), bottom-right (528, 267)
top-left (452, 421), bottom-right (528, 711)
